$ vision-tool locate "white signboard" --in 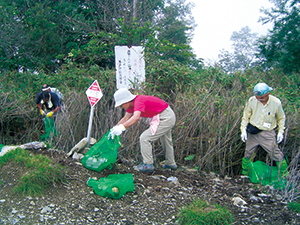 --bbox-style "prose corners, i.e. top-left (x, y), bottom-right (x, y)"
top-left (85, 80), bottom-right (103, 107)
top-left (115, 46), bottom-right (145, 89)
